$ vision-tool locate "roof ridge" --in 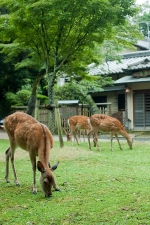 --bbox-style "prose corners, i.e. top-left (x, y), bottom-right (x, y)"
top-left (121, 50), bottom-right (150, 59)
